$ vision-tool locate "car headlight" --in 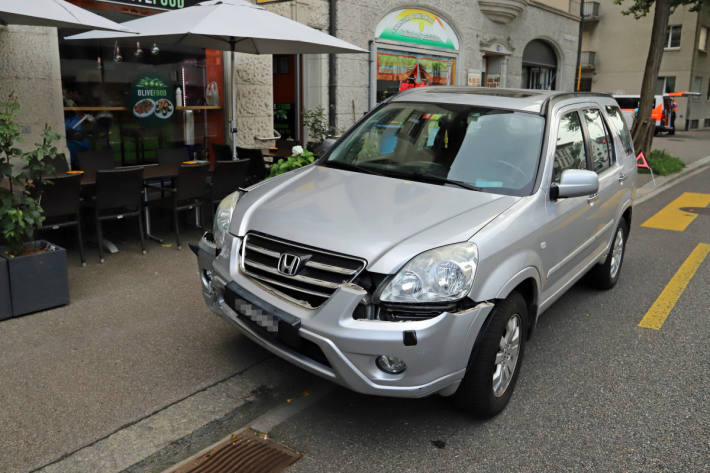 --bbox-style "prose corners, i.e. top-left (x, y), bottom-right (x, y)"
top-left (213, 191), bottom-right (241, 248)
top-left (379, 243), bottom-right (478, 303)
